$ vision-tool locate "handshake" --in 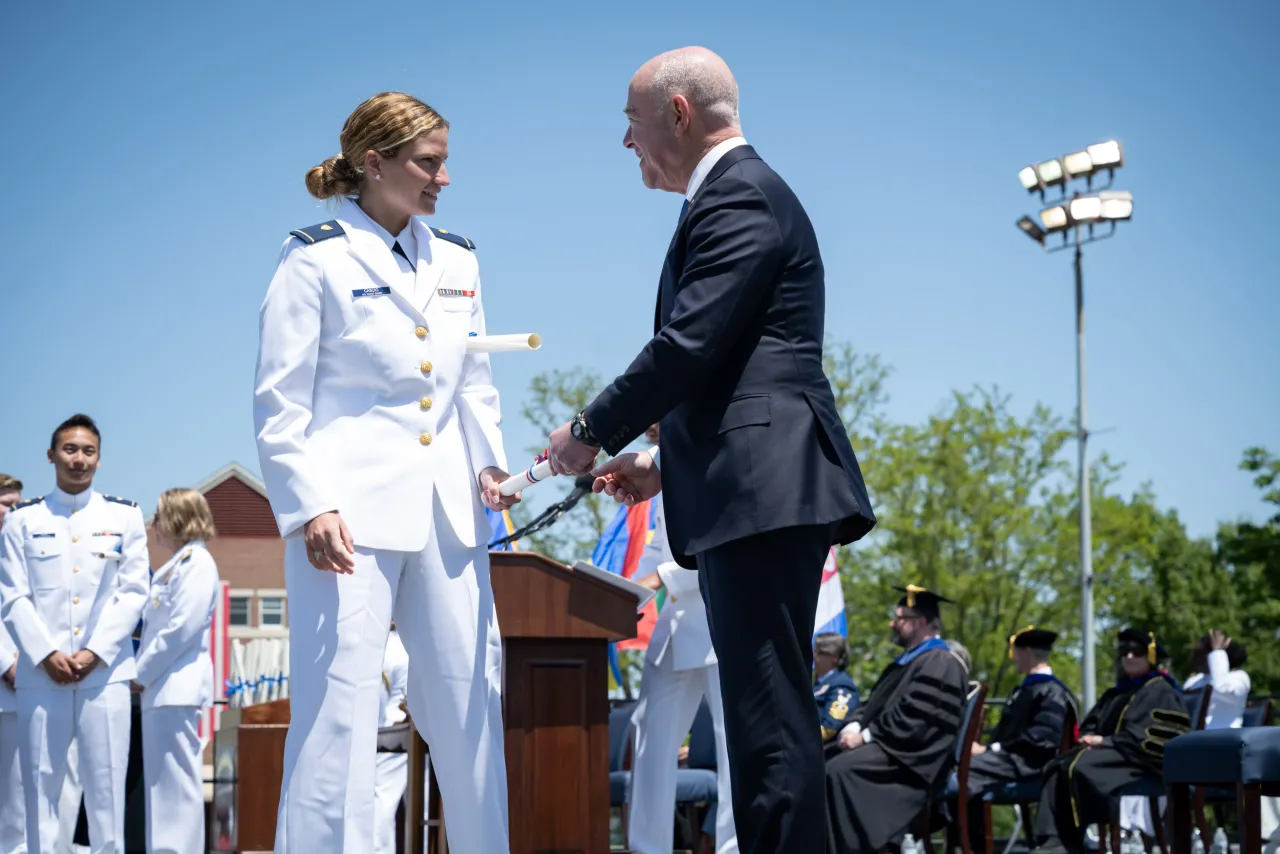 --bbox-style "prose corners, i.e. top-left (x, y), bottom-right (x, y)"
top-left (531, 419), bottom-right (661, 507)
top-left (36, 649), bottom-right (101, 685)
